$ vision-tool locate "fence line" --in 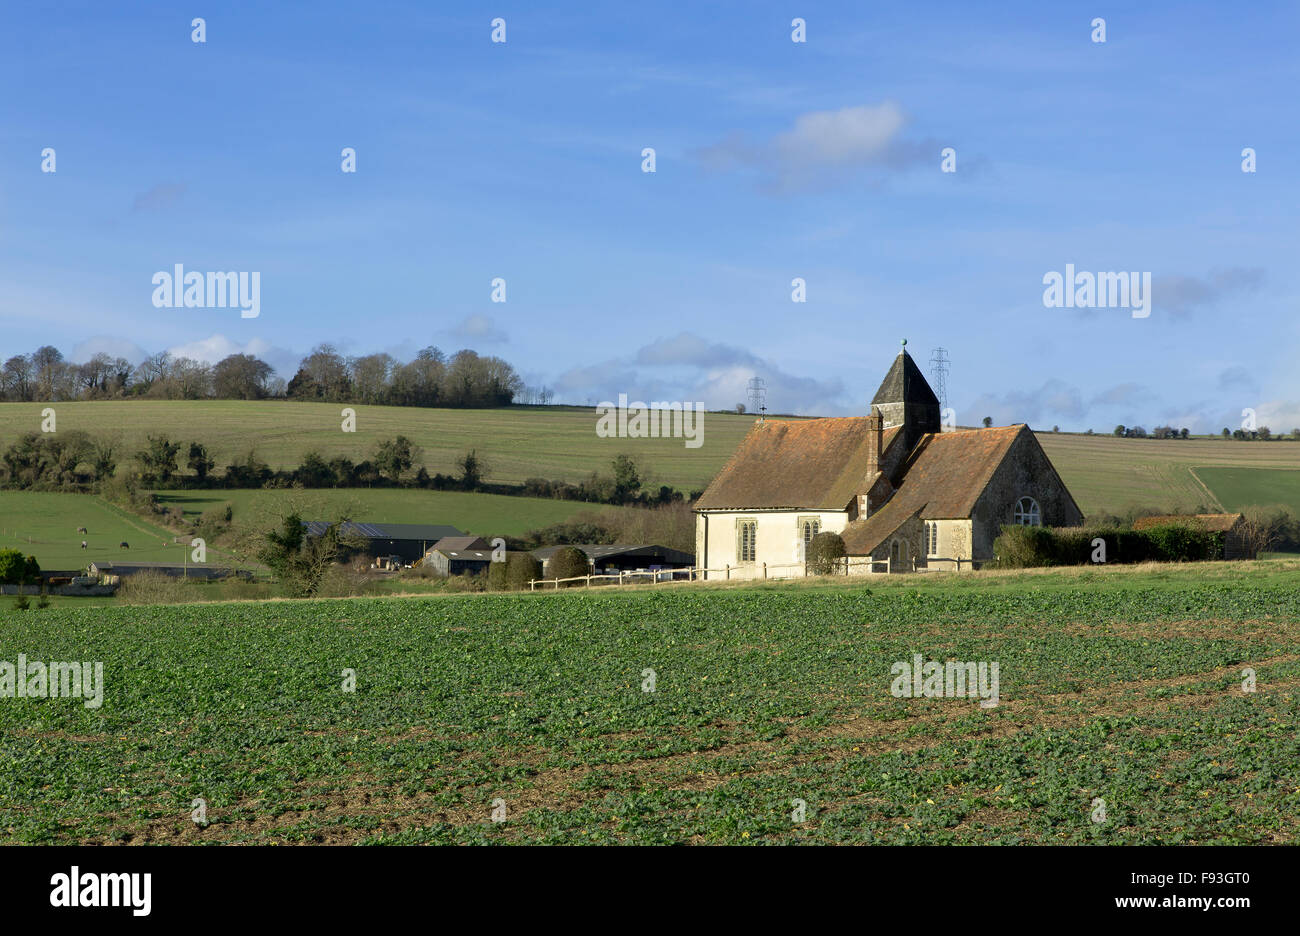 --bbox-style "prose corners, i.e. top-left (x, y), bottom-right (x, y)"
top-left (528, 557), bottom-right (888, 591)
top-left (525, 555), bottom-right (986, 590)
